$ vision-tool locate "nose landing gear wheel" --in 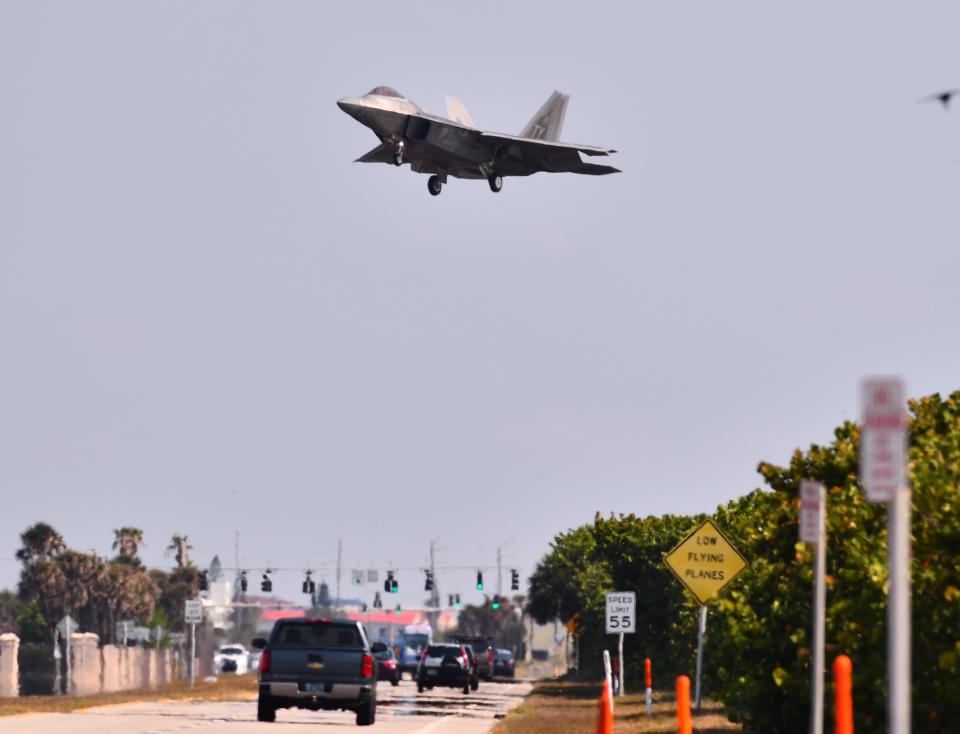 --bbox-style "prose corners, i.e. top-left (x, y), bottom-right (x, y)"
top-left (487, 174), bottom-right (503, 193)
top-left (427, 175), bottom-right (443, 196)
top-left (393, 151), bottom-right (403, 166)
